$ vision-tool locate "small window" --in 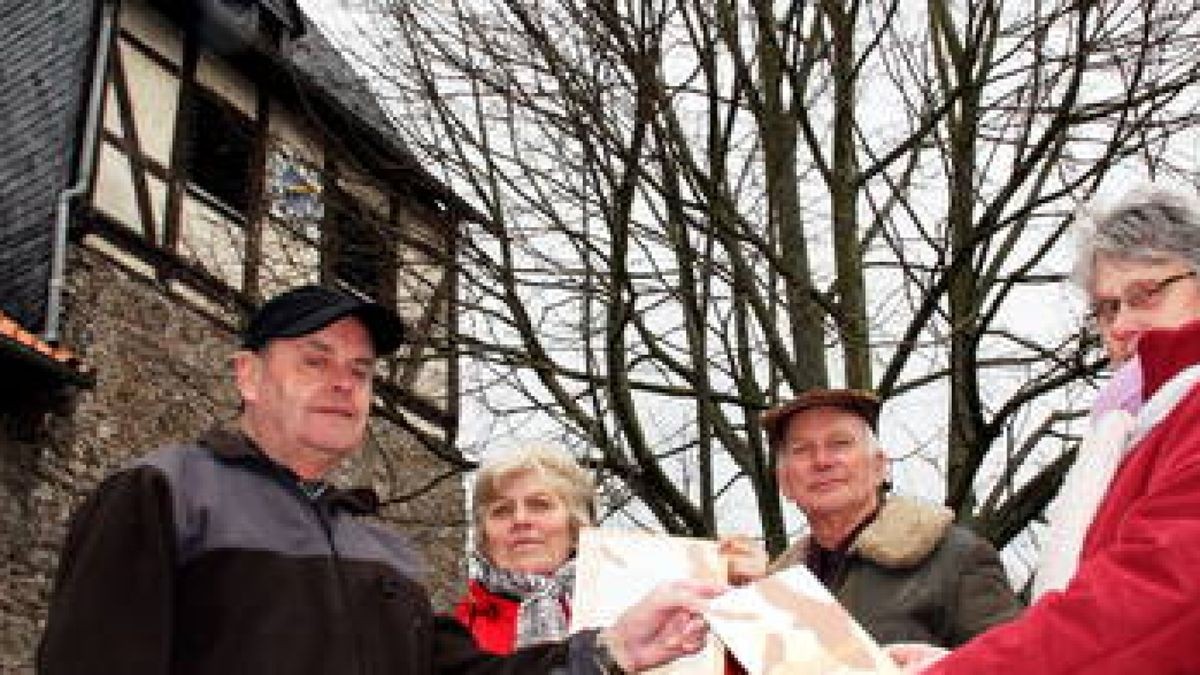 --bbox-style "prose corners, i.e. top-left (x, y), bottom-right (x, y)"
top-left (184, 88), bottom-right (254, 216)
